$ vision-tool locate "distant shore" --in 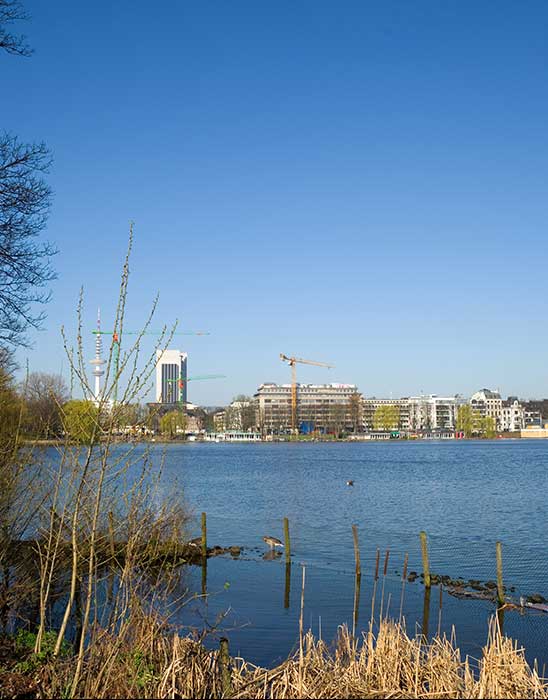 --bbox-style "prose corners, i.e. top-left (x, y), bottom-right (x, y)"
top-left (23, 433), bottom-right (537, 447)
